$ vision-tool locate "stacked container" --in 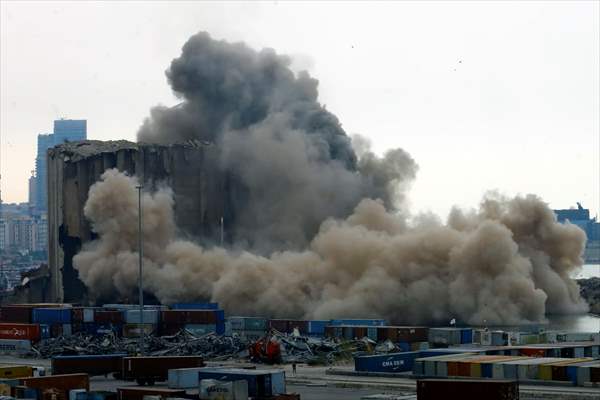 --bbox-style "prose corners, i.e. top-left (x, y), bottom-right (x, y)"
top-left (160, 309), bottom-right (225, 336)
top-left (228, 317), bottom-right (267, 340)
top-left (32, 307), bottom-right (72, 338)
